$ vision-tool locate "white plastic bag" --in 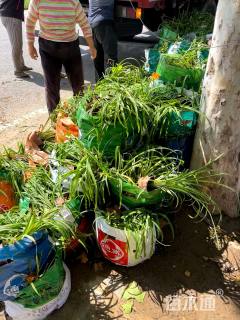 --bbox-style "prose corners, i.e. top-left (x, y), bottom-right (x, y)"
top-left (49, 150), bottom-right (74, 190)
top-left (5, 263), bottom-right (71, 320)
top-left (96, 217), bottom-right (156, 267)
top-left (55, 206), bottom-right (76, 226)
